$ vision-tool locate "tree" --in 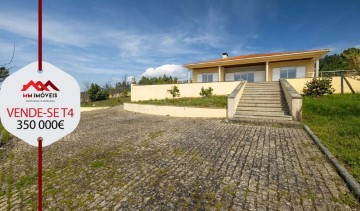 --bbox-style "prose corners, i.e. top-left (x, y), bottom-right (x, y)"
top-left (87, 83), bottom-right (109, 102)
top-left (0, 66), bottom-right (10, 82)
top-left (168, 86), bottom-right (180, 98)
top-left (138, 75), bottom-right (178, 85)
top-left (342, 48), bottom-right (360, 73)
top-left (319, 47), bottom-right (360, 75)
top-left (103, 81), bottom-right (116, 97)
top-left (319, 54), bottom-right (349, 72)
top-left (115, 75), bottom-right (131, 94)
